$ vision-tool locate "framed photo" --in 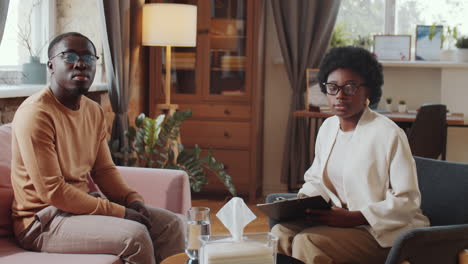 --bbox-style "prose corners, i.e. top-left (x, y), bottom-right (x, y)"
top-left (306, 68), bottom-right (327, 110)
top-left (373, 35), bottom-right (411, 61)
top-left (415, 25), bottom-right (442, 61)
